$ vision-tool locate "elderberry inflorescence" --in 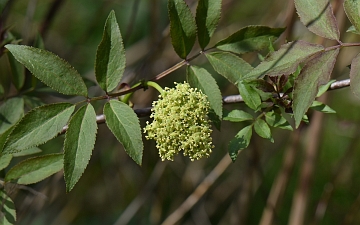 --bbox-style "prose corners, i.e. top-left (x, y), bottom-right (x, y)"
top-left (144, 82), bottom-right (214, 161)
